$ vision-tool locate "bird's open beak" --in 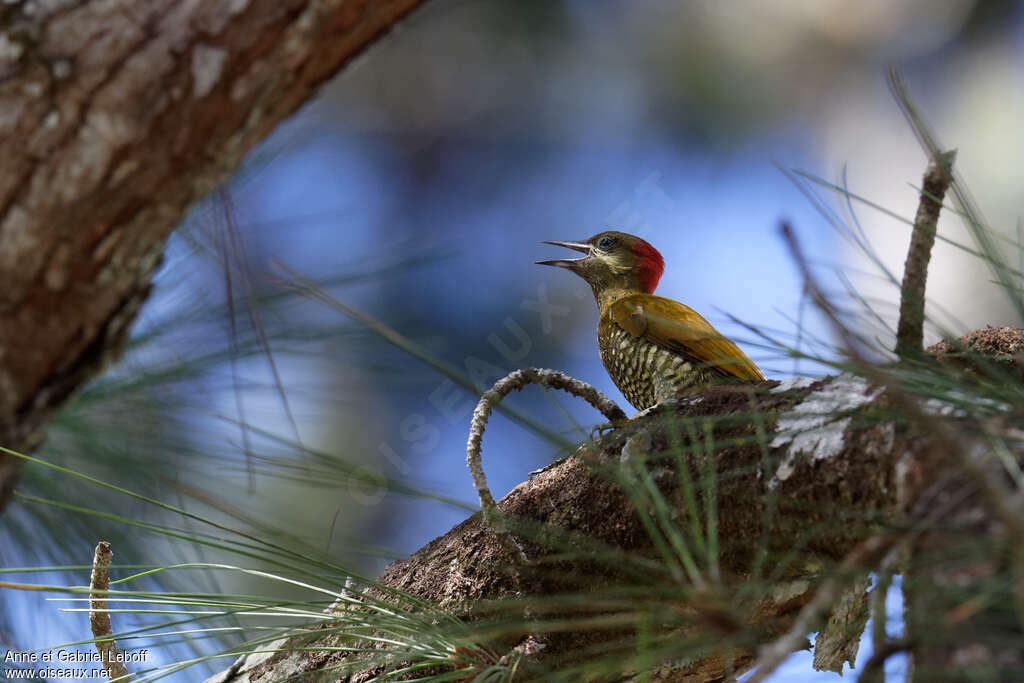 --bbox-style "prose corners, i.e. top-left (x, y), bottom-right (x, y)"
top-left (536, 240), bottom-right (591, 269)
